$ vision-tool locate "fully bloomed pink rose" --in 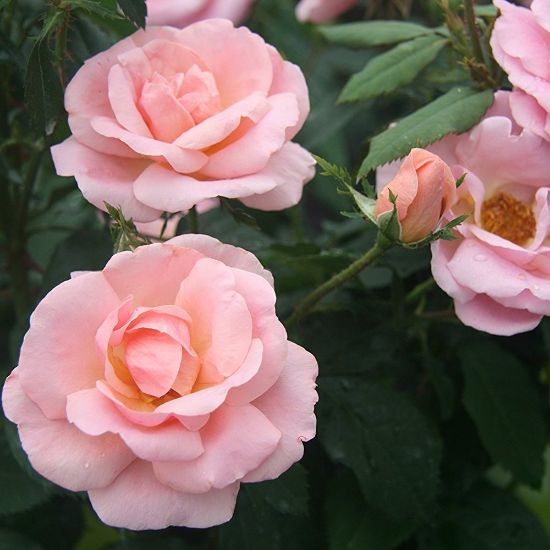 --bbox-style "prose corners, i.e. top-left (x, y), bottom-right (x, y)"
top-left (427, 92), bottom-right (550, 335)
top-left (51, 20), bottom-right (314, 223)
top-left (146, 0), bottom-right (254, 28)
top-left (491, 0), bottom-right (550, 140)
top-left (295, 0), bottom-right (358, 23)
top-left (1, 235), bottom-right (318, 530)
